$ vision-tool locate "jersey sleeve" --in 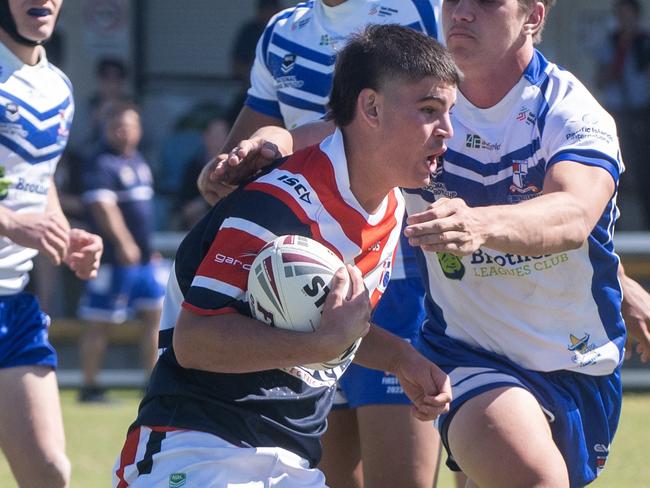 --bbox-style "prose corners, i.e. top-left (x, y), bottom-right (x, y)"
top-left (245, 19), bottom-right (283, 119)
top-left (542, 88), bottom-right (623, 183)
top-left (182, 189), bottom-right (312, 316)
top-left (80, 155), bottom-right (120, 204)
